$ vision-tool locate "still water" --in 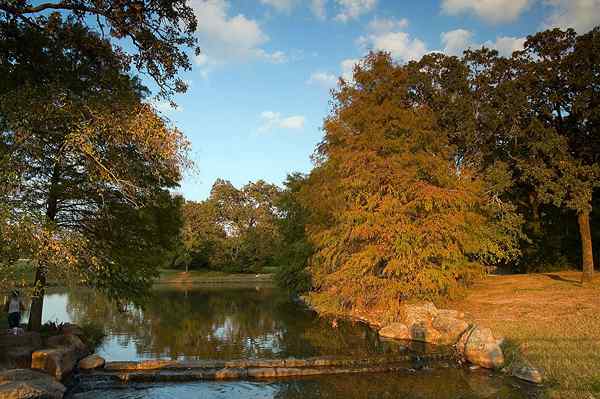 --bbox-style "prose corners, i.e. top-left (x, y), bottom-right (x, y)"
top-left (41, 284), bottom-right (540, 398)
